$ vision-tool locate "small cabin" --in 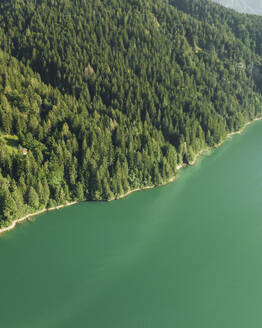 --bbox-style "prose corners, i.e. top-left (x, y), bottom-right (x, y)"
top-left (22, 148), bottom-right (28, 155)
